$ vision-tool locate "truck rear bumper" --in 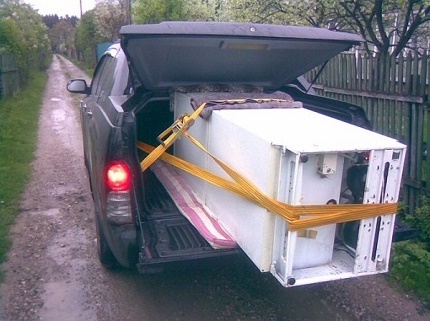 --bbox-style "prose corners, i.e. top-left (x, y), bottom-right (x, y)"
top-left (106, 223), bottom-right (138, 268)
